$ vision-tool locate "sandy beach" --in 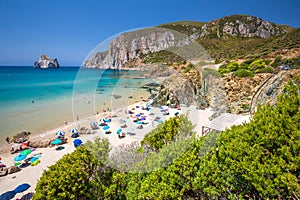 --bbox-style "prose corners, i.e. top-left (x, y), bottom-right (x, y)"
top-left (0, 98), bottom-right (248, 198)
